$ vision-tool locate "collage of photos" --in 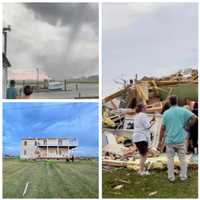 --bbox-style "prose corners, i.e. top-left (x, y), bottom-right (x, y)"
top-left (2, 1), bottom-right (199, 200)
